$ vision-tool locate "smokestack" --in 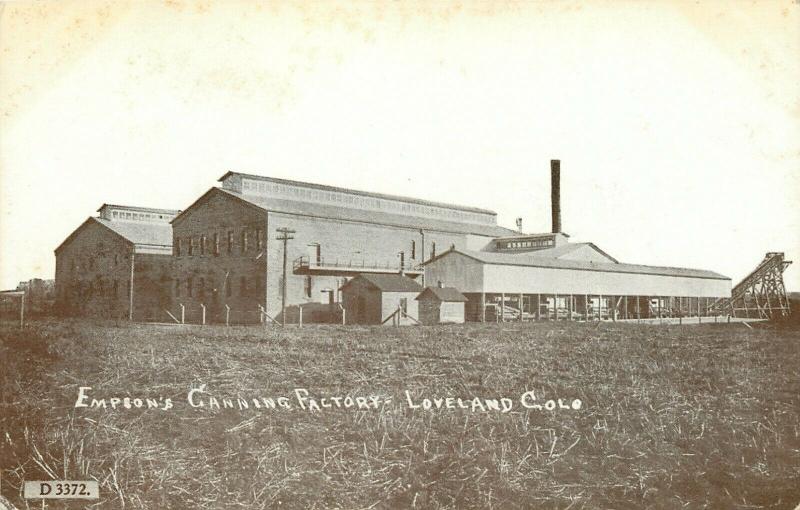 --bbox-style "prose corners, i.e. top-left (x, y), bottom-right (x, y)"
top-left (550, 159), bottom-right (561, 233)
